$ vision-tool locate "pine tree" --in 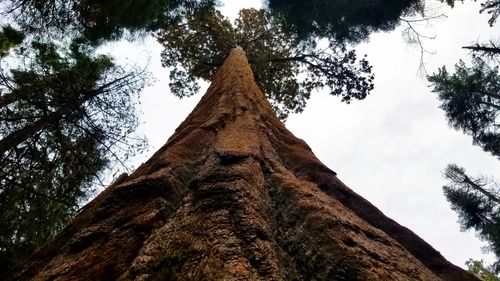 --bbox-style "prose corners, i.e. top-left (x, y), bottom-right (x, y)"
top-left (2, 0), bottom-right (215, 43)
top-left (428, 1), bottom-right (500, 270)
top-left (0, 40), bottom-right (147, 271)
top-left (428, 58), bottom-right (500, 156)
top-left (442, 165), bottom-right (500, 272)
